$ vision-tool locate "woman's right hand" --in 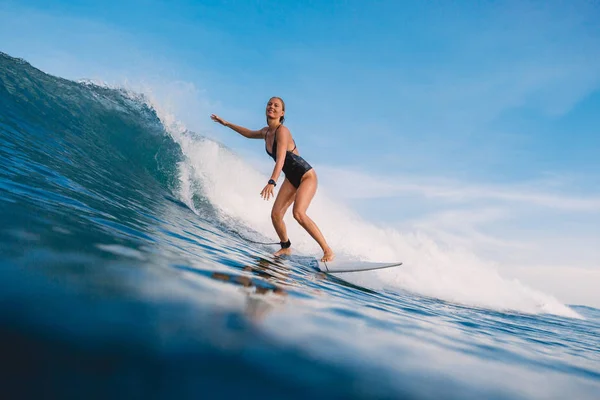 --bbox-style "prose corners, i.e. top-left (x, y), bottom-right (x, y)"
top-left (210, 114), bottom-right (228, 127)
